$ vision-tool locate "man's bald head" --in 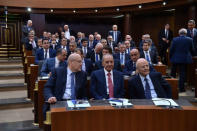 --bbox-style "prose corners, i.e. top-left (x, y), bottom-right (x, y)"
top-left (136, 58), bottom-right (150, 77)
top-left (102, 54), bottom-right (114, 72)
top-left (130, 49), bottom-right (140, 62)
top-left (67, 53), bottom-right (82, 72)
